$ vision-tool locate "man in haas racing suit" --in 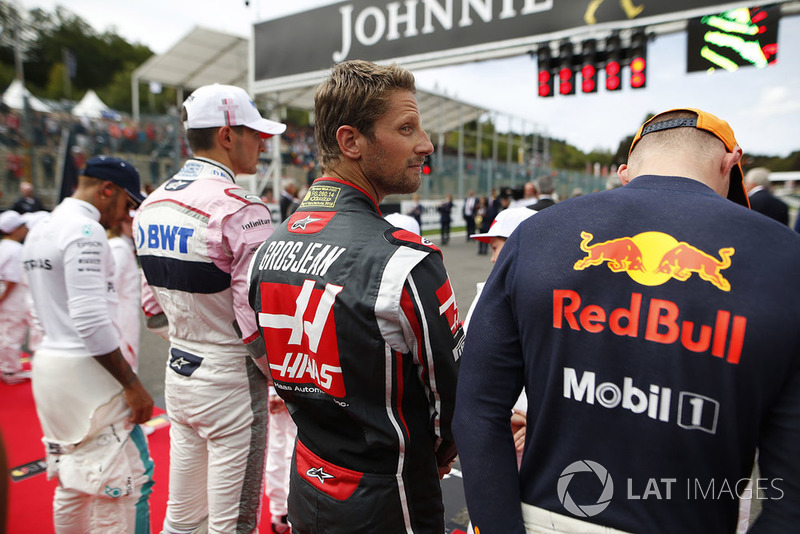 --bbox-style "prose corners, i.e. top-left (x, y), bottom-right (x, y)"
top-left (248, 60), bottom-right (463, 534)
top-left (135, 84), bottom-right (286, 534)
top-left (454, 109), bottom-right (800, 533)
